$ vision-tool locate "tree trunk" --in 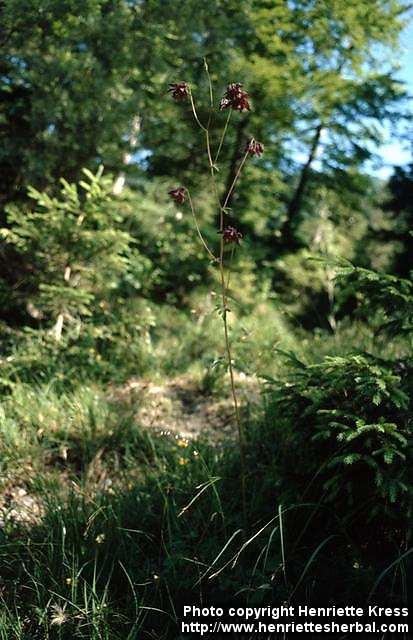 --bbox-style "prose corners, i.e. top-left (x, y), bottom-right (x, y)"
top-left (281, 122), bottom-right (323, 249)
